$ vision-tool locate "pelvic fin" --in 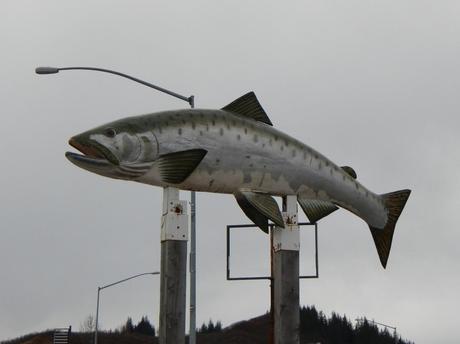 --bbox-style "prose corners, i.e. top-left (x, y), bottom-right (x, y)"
top-left (234, 190), bottom-right (284, 233)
